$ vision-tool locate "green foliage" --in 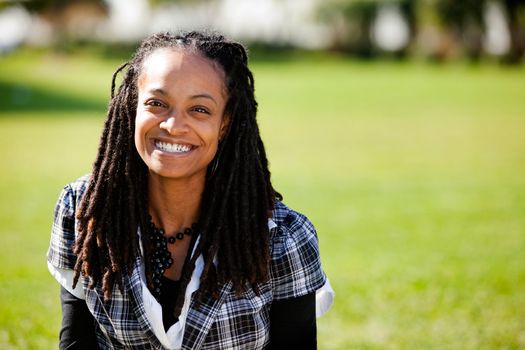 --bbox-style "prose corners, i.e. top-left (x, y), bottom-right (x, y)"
top-left (0, 50), bottom-right (524, 349)
top-left (13, 0), bottom-right (107, 14)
